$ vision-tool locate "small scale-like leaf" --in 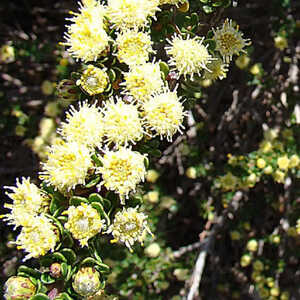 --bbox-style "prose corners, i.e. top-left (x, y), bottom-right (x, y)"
top-left (91, 202), bottom-right (110, 226)
top-left (60, 248), bottom-right (77, 265)
top-left (30, 293), bottom-right (50, 300)
top-left (17, 265), bottom-right (41, 278)
top-left (204, 39), bottom-right (216, 51)
top-left (202, 5), bottom-right (215, 13)
top-left (69, 196), bottom-right (89, 206)
top-left (61, 262), bottom-right (69, 278)
top-left (41, 273), bottom-right (55, 285)
top-left (91, 154), bottom-right (102, 167)
top-left (159, 61), bottom-right (169, 79)
top-left (89, 193), bottom-right (104, 205)
top-left (52, 252), bottom-right (68, 263)
top-left (108, 69), bottom-right (116, 82)
top-left (85, 176), bottom-right (101, 188)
